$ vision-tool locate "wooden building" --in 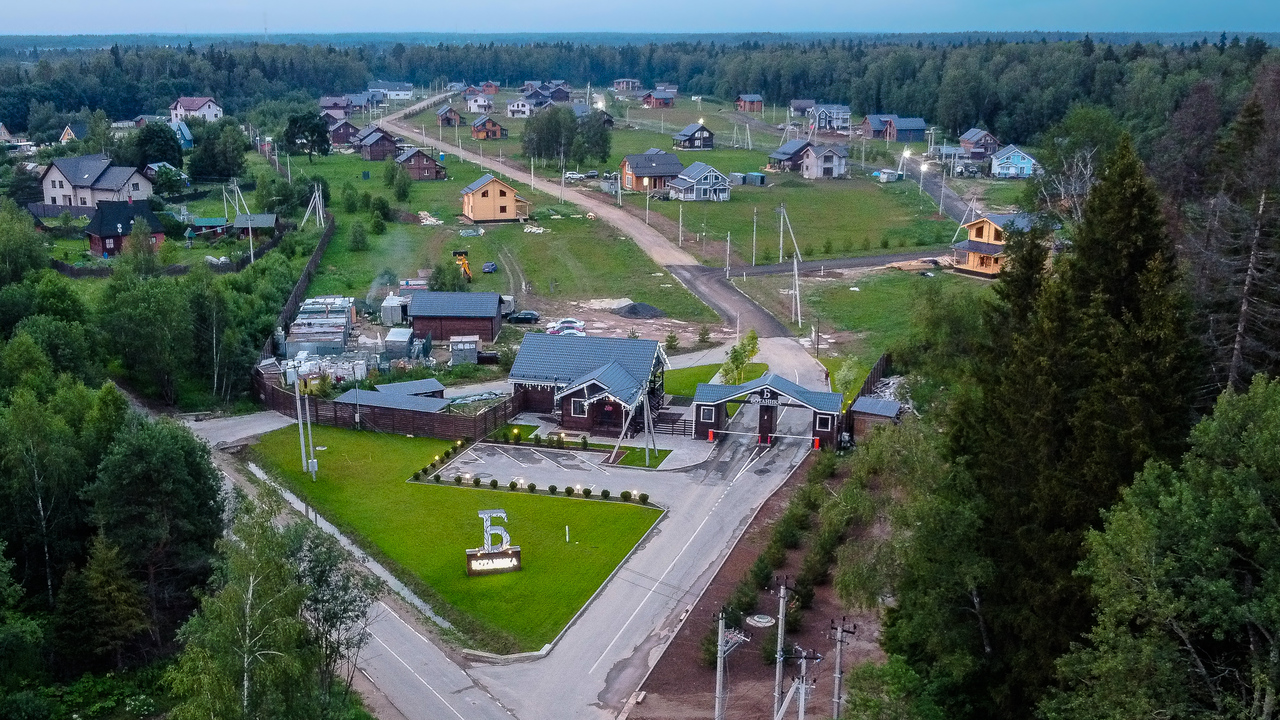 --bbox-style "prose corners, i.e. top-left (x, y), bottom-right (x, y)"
top-left (396, 148), bottom-right (447, 181)
top-left (461, 174), bottom-right (529, 222)
top-left (642, 90), bottom-right (676, 108)
top-left (959, 128), bottom-right (999, 158)
top-left (508, 334), bottom-right (667, 438)
top-left (358, 129), bottom-right (399, 161)
top-left (848, 396), bottom-right (901, 441)
top-left (669, 162), bottom-right (730, 202)
top-left (470, 115), bottom-right (508, 140)
top-left (620, 149), bottom-right (684, 191)
top-left (84, 201), bottom-right (165, 257)
top-left (328, 119), bottom-right (360, 145)
top-left (735, 93), bottom-right (765, 112)
top-left (951, 212), bottom-right (1033, 277)
top-left (436, 105), bottom-right (463, 127)
top-left (767, 139), bottom-right (813, 172)
top-left (693, 373), bottom-right (844, 449)
top-left (481, 81), bottom-right (501, 95)
top-left (672, 122), bottom-right (714, 150)
top-left (406, 291), bottom-right (502, 342)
